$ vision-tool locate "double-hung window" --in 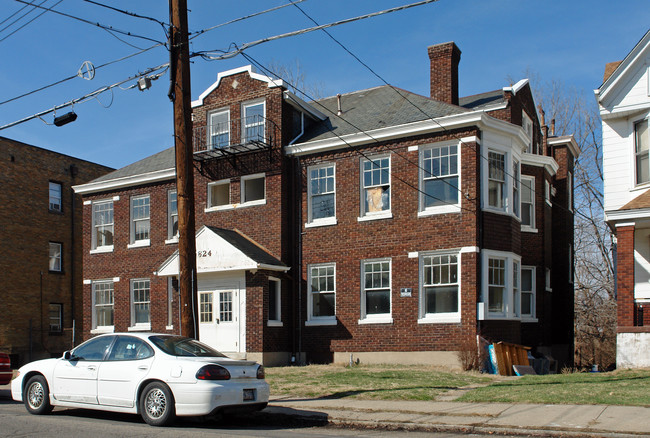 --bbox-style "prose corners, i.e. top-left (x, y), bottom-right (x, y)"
top-left (420, 142), bottom-right (459, 213)
top-left (522, 111), bottom-right (533, 153)
top-left (361, 259), bottom-right (392, 322)
top-left (91, 200), bottom-right (113, 251)
top-left (361, 156), bottom-right (391, 218)
top-left (268, 277), bottom-right (282, 325)
top-left (635, 119), bottom-right (649, 185)
top-left (168, 190), bottom-right (178, 241)
top-left (488, 257), bottom-right (506, 314)
top-left (521, 176), bottom-right (535, 229)
top-left (308, 164), bottom-right (336, 224)
top-left (243, 101), bottom-right (265, 143)
top-left (92, 280), bottom-right (114, 331)
top-left (419, 252), bottom-right (460, 323)
top-left (488, 151), bottom-right (506, 209)
top-left (49, 242), bottom-right (62, 272)
top-left (512, 261), bottom-right (520, 318)
top-left (209, 109), bottom-right (230, 149)
top-left (130, 195), bottom-right (150, 246)
top-left (482, 251), bottom-right (523, 319)
top-left (49, 181), bottom-right (62, 212)
top-left (131, 279), bottom-right (150, 329)
top-left (207, 180), bottom-right (231, 209)
top-left (521, 266), bottom-right (535, 319)
top-left (307, 264), bottom-right (336, 324)
top-left (49, 303), bottom-right (63, 333)
top-left (513, 159), bottom-right (520, 218)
